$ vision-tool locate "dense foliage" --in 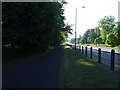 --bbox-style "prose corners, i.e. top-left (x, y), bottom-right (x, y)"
top-left (78, 16), bottom-right (119, 47)
top-left (106, 33), bottom-right (117, 47)
top-left (2, 2), bottom-right (72, 52)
